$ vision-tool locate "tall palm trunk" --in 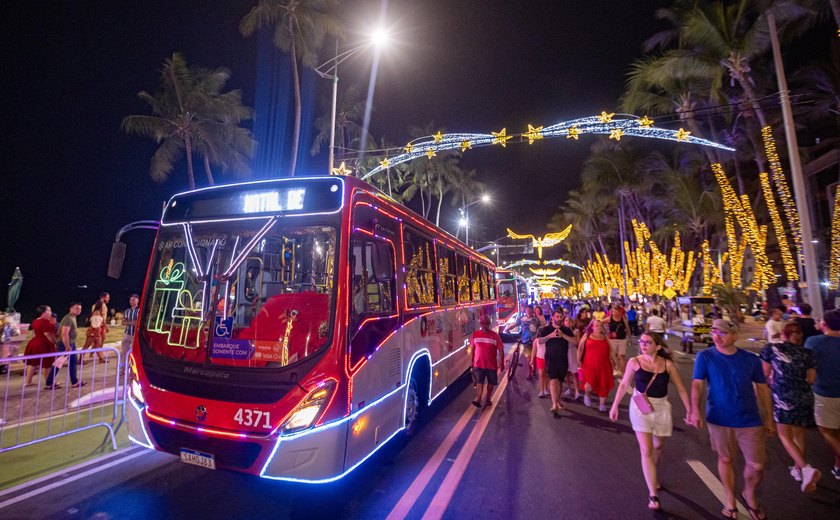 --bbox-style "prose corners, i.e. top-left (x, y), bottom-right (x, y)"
top-left (288, 16), bottom-right (301, 177)
top-left (184, 134), bottom-right (196, 189)
top-left (435, 177), bottom-right (444, 227)
top-left (204, 156), bottom-right (215, 185)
